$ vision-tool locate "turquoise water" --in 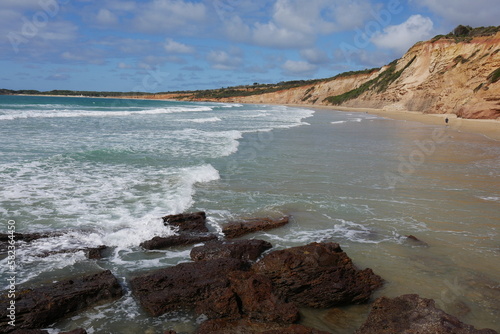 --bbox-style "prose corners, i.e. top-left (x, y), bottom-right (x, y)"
top-left (1, 95), bottom-right (499, 333)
